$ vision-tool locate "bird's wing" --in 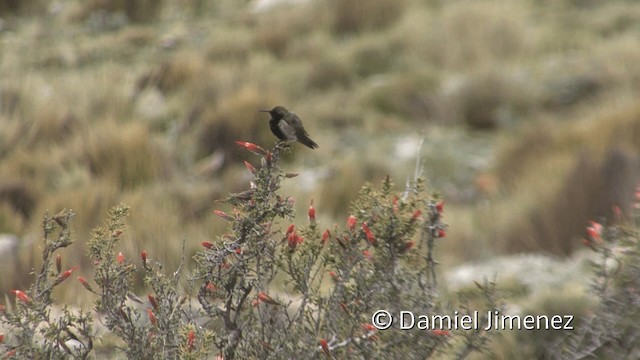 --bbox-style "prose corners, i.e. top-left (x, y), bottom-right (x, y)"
top-left (286, 113), bottom-right (310, 137)
top-left (286, 113), bottom-right (319, 149)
